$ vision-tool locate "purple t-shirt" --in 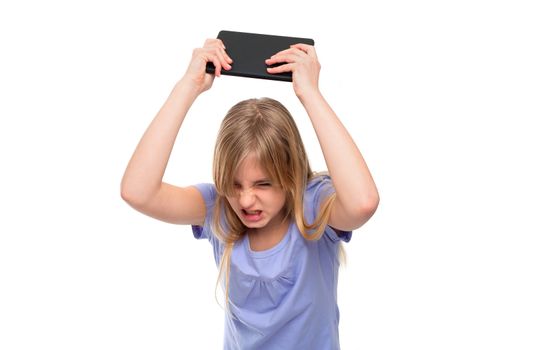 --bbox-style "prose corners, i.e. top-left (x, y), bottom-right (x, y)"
top-left (192, 175), bottom-right (352, 350)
